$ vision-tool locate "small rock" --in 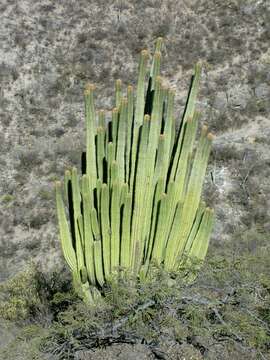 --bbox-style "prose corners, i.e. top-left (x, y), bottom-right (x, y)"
top-left (213, 91), bottom-right (227, 111)
top-left (255, 83), bottom-right (270, 100)
top-left (227, 84), bottom-right (252, 110)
